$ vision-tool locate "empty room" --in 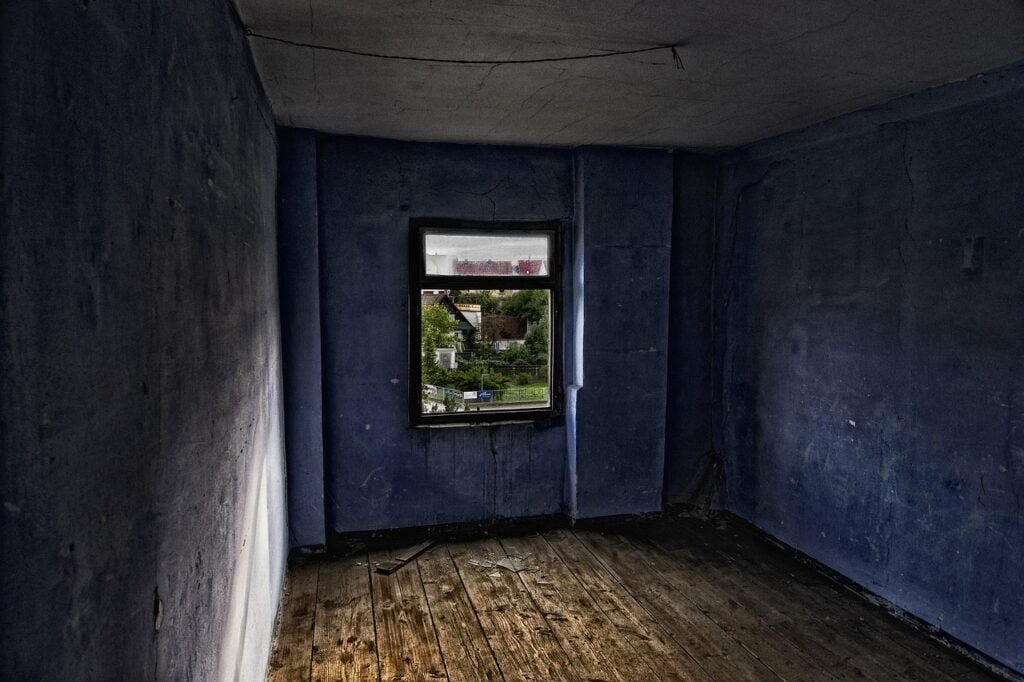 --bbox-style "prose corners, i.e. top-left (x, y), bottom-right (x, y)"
top-left (2, 1), bottom-right (1022, 680)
